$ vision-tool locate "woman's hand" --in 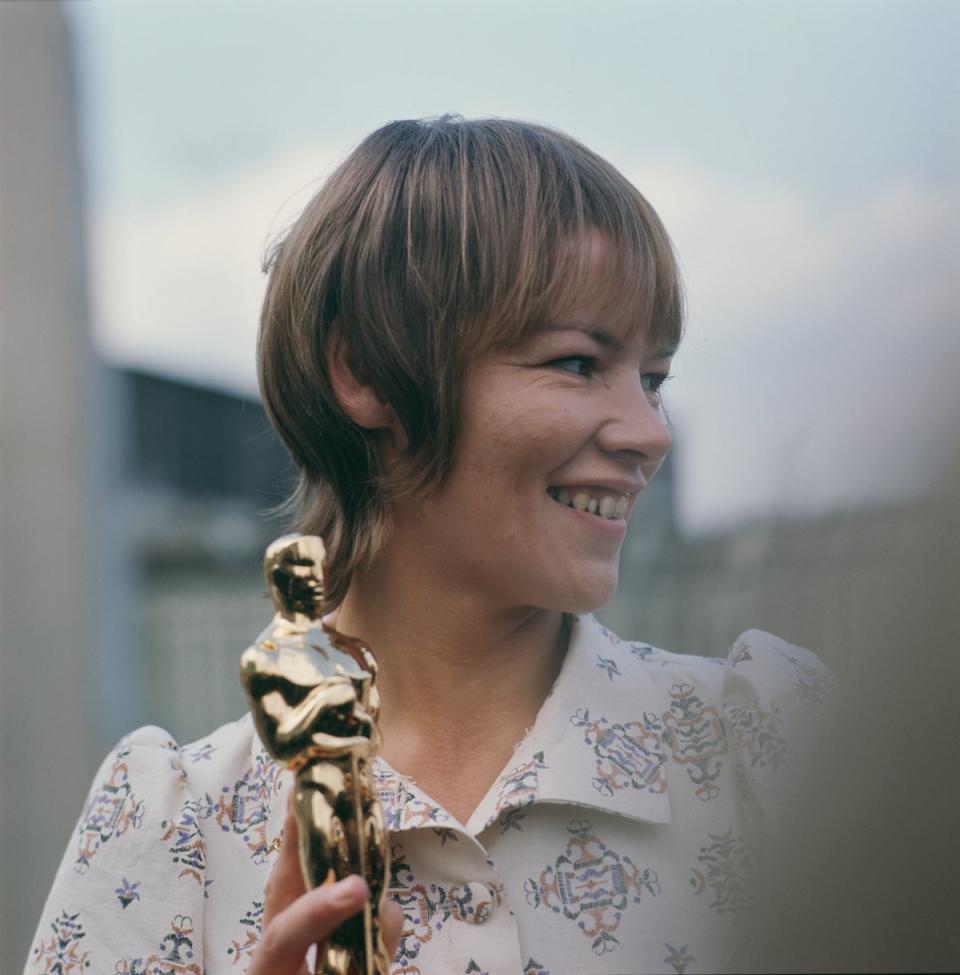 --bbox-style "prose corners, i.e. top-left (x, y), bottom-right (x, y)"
top-left (249, 802), bottom-right (403, 975)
